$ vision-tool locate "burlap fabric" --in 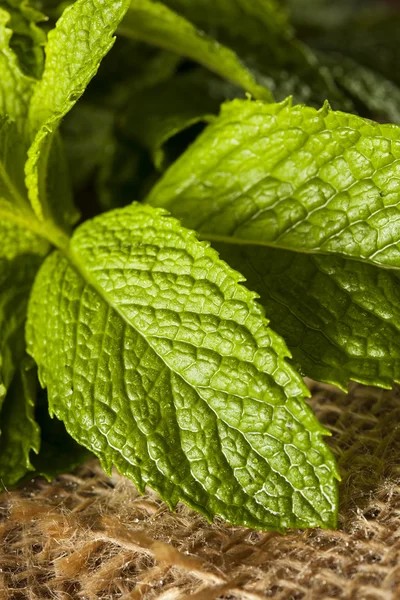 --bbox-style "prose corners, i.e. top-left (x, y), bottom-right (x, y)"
top-left (1, 381), bottom-right (400, 599)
